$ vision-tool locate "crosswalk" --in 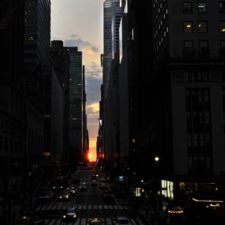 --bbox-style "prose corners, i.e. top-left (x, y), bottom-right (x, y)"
top-left (34, 203), bottom-right (130, 212)
top-left (44, 217), bottom-right (144, 225)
